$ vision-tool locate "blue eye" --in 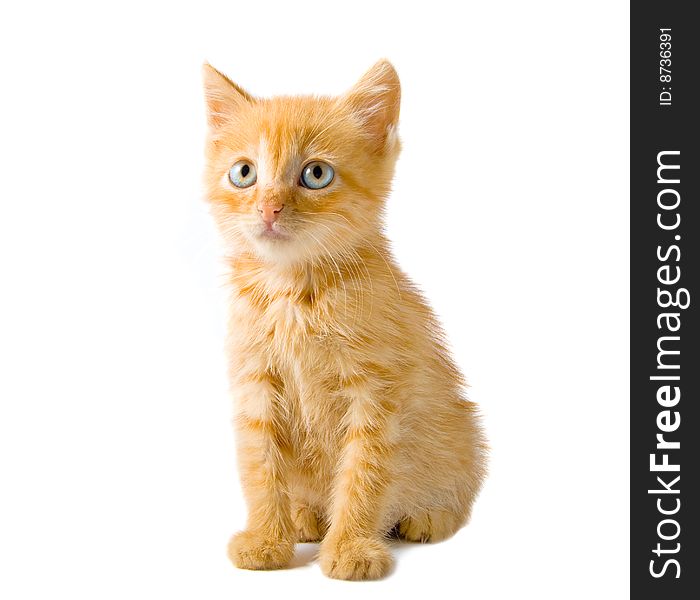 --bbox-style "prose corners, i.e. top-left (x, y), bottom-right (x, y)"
top-left (300, 161), bottom-right (334, 189)
top-left (229, 160), bottom-right (257, 188)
